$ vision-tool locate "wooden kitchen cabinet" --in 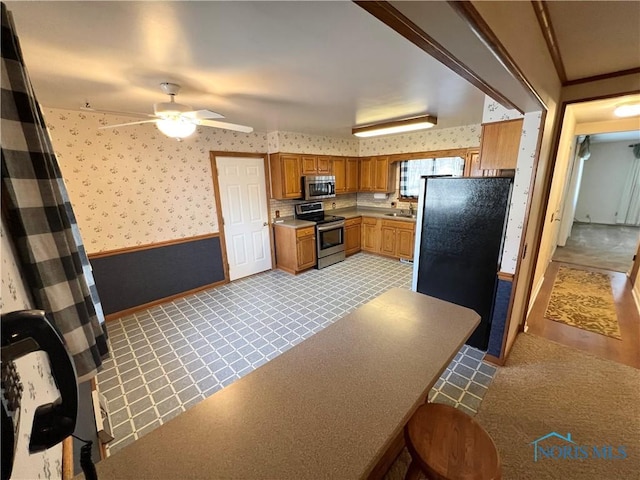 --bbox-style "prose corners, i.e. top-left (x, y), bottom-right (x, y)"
top-left (301, 155), bottom-right (333, 175)
top-left (334, 157), bottom-right (359, 194)
top-left (380, 219), bottom-right (415, 260)
top-left (344, 217), bottom-right (362, 256)
top-left (479, 119), bottom-right (523, 170)
top-left (464, 148), bottom-right (503, 178)
top-left (361, 217), bottom-right (380, 253)
top-left (359, 156), bottom-right (395, 192)
top-left (273, 225), bottom-right (316, 274)
top-left (359, 158), bottom-right (373, 191)
top-left (269, 153), bottom-right (302, 200)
